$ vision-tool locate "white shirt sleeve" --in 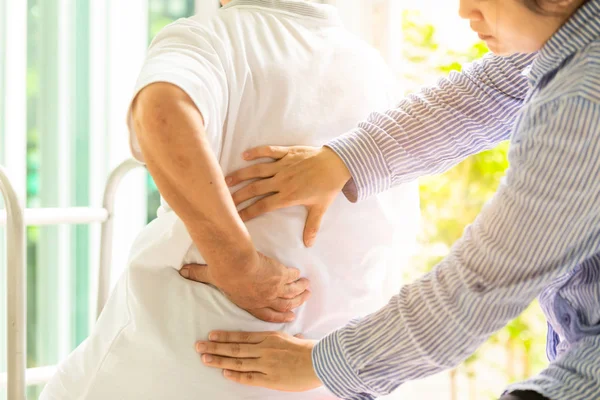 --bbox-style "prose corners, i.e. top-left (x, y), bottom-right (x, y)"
top-left (127, 18), bottom-right (229, 162)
